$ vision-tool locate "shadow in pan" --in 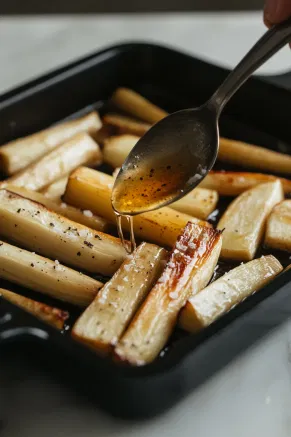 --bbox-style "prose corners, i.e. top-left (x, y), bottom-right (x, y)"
top-left (0, 0), bottom-right (263, 14)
